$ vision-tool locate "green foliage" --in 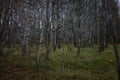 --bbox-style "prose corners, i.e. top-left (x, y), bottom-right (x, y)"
top-left (0, 45), bottom-right (119, 80)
